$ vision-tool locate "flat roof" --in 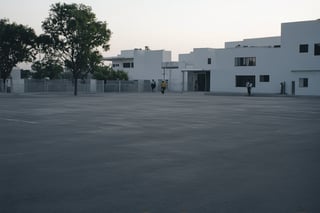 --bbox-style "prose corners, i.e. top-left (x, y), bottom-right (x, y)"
top-left (103, 57), bottom-right (133, 61)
